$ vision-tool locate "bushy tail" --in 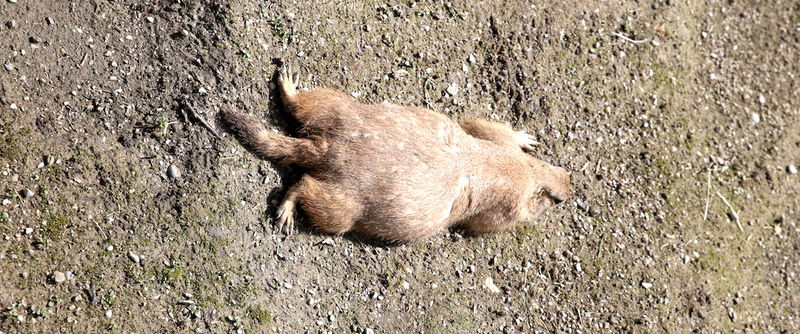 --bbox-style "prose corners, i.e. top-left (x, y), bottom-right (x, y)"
top-left (218, 106), bottom-right (327, 167)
